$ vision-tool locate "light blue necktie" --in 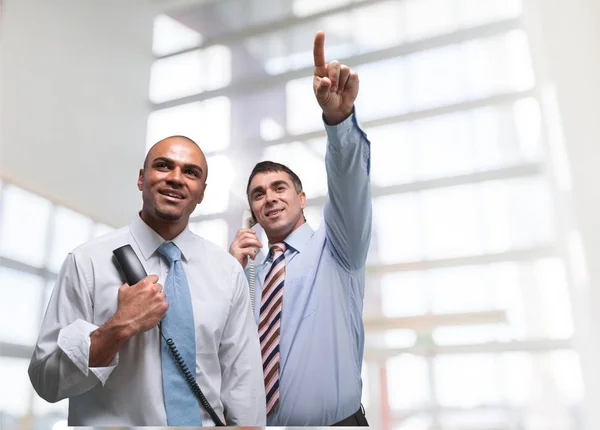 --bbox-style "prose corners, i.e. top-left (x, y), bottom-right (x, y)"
top-left (158, 242), bottom-right (203, 426)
